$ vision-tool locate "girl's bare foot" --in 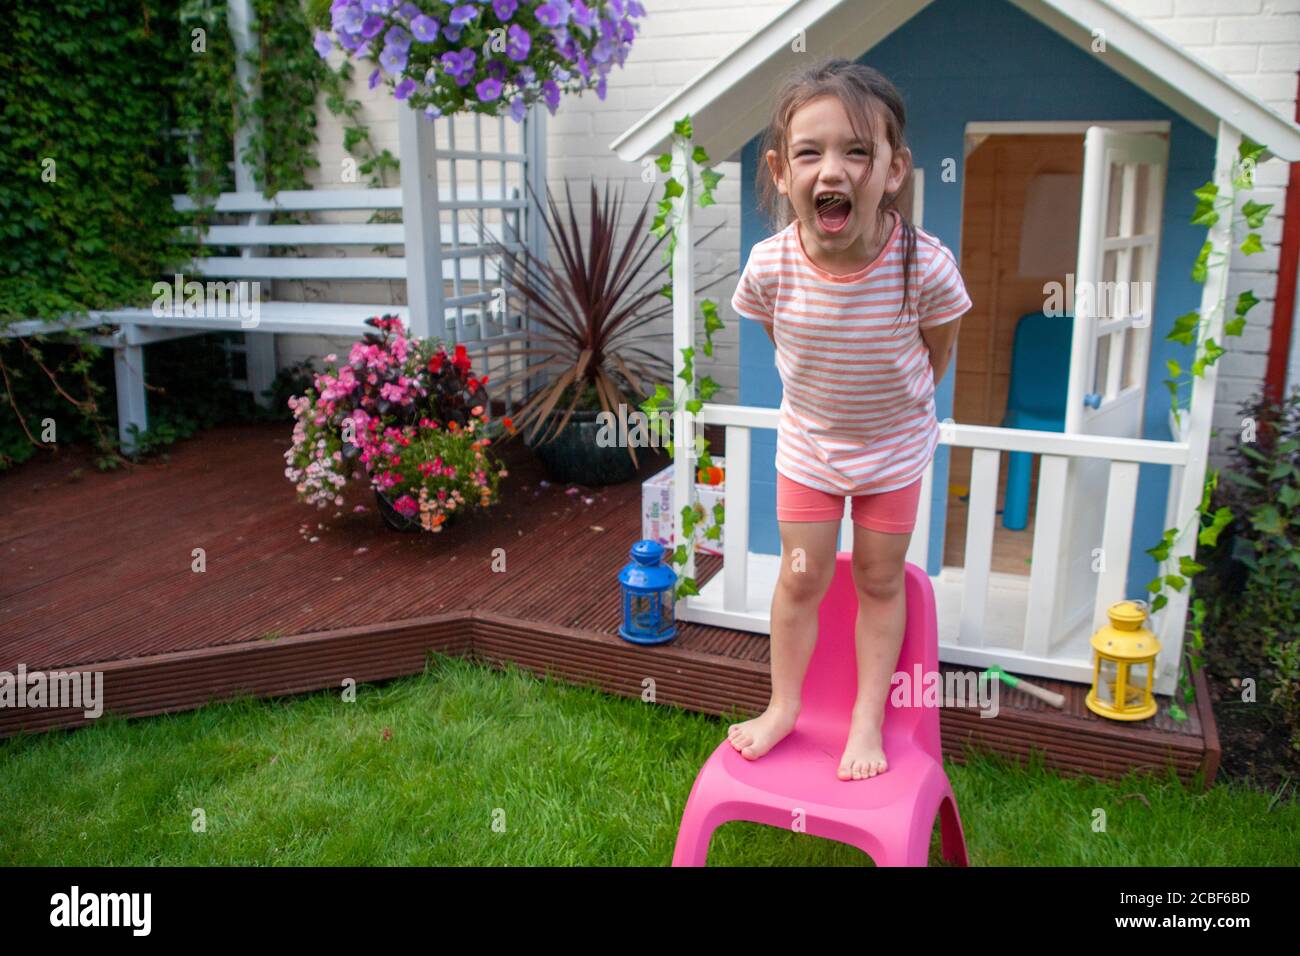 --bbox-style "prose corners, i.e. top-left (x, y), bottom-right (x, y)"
top-left (727, 705), bottom-right (800, 760)
top-left (838, 711), bottom-right (888, 780)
